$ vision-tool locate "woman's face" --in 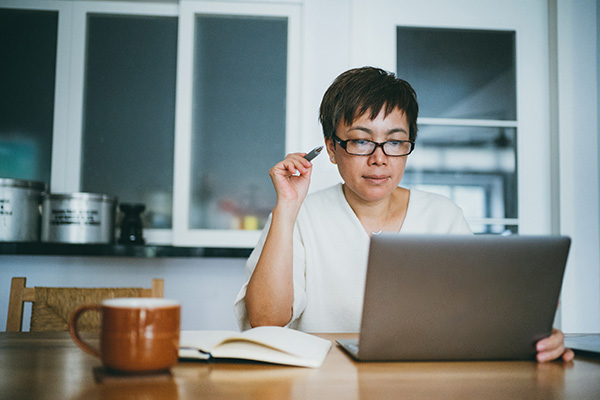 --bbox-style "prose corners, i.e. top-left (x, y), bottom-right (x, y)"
top-left (325, 107), bottom-right (410, 204)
